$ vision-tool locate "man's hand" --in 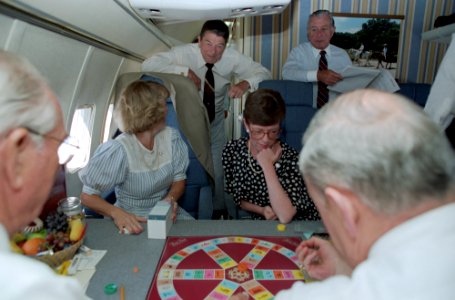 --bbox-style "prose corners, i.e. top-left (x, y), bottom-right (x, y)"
top-left (187, 69), bottom-right (202, 90)
top-left (317, 69), bottom-right (343, 86)
top-left (228, 80), bottom-right (250, 98)
top-left (296, 237), bottom-right (352, 280)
